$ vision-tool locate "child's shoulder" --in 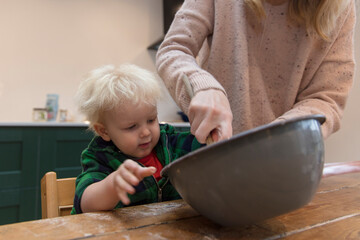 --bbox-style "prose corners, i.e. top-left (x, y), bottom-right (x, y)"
top-left (159, 123), bottom-right (176, 133)
top-left (157, 123), bottom-right (203, 152)
top-left (87, 135), bottom-right (117, 152)
top-left (159, 123), bottom-right (191, 135)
